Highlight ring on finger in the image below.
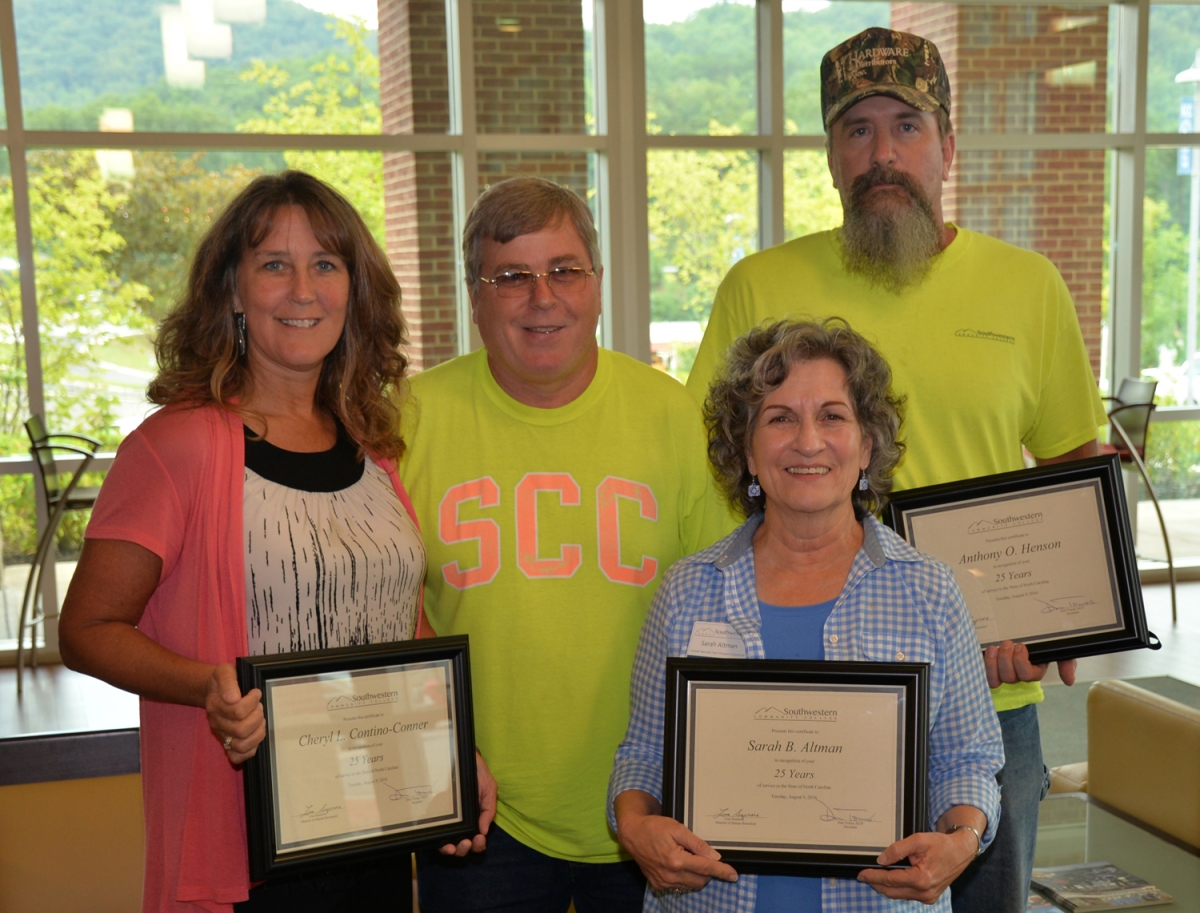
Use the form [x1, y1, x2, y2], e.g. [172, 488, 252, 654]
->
[223, 735, 233, 751]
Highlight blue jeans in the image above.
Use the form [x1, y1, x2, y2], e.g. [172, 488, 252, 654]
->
[951, 703, 1050, 913]
[416, 824, 646, 913]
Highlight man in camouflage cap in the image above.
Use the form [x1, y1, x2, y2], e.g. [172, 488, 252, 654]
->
[688, 26, 1105, 913]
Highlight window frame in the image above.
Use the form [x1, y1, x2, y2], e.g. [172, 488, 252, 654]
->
[0, 0, 617, 655]
[0, 0, 1194, 659]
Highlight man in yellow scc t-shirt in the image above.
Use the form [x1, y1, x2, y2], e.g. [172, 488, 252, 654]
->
[687, 29, 1106, 913]
[402, 177, 732, 912]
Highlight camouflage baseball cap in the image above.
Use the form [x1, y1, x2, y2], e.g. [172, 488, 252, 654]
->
[820, 28, 951, 129]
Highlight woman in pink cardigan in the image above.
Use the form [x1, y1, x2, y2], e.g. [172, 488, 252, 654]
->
[58, 172, 493, 913]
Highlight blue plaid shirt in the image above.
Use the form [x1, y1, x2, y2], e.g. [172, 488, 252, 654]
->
[608, 514, 1003, 913]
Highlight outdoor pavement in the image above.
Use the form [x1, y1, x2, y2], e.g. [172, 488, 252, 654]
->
[1135, 498, 1200, 566]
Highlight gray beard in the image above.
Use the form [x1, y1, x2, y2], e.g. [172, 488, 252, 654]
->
[839, 169, 942, 293]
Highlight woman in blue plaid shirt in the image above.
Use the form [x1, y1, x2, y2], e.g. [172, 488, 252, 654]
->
[608, 319, 1003, 912]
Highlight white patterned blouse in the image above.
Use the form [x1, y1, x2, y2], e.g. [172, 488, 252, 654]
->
[242, 424, 425, 655]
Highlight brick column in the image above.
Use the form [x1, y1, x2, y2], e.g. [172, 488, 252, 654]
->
[379, 1, 589, 370]
[380, 0, 457, 371]
[472, 2, 589, 197]
[892, 5, 1108, 377]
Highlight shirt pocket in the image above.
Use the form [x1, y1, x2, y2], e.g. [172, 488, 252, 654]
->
[860, 628, 937, 666]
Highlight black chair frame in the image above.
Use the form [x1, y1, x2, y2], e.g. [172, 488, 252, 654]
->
[1101, 395, 1177, 624]
[18, 420, 101, 695]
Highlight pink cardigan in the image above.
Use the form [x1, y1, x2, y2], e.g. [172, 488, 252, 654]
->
[87, 404, 423, 912]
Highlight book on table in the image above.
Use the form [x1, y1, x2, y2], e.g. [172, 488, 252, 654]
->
[1031, 862, 1173, 911]
[1027, 891, 1067, 912]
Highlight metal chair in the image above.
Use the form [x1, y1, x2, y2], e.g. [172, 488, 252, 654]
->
[17, 416, 101, 695]
[1099, 378, 1177, 622]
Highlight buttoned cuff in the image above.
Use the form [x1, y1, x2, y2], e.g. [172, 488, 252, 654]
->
[607, 758, 664, 831]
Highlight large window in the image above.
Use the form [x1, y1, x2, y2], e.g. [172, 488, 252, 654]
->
[645, 1, 1117, 383]
[0, 0, 609, 655]
[0, 0, 1196, 656]
[637, 0, 1196, 569]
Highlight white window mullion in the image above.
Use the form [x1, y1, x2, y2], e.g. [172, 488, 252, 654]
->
[0, 0, 60, 649]
[0, 0, 41, 423]
[1109, 0, 1149, 391]
[447, 0, 481, 355]
[757, 0, 785, 250]
[598, 0, 650, 362]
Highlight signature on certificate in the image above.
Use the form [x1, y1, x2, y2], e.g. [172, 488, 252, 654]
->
[812, 798, 876, 825]
[382, 780, 433, 803]
[1037, 595, 1096, 614]
[707, 807, 764, 825]
[295, 803, 345, 821]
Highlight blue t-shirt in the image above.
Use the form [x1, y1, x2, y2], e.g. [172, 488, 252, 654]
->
[755, 597, 837, 913]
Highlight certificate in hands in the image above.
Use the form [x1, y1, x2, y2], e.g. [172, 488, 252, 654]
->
[884, 455, 1158, 664]
[238, 636, 478, 880]
[663, 658, 929, 878]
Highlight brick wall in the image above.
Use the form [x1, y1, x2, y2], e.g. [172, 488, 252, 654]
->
[472, 2, 587, 135]
[380, 0, 457, 370]
[379, 1, 589, 370]
[892, 4, 1109, 377]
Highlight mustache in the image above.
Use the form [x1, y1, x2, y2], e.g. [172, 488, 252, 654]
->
[848, 168, 928, 208]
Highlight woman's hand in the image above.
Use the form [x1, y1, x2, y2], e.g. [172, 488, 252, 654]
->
[615, 790, 737, 893]
[856, 807, 984, 903]
[439, 750, 497, 856]
[205, 664, 266, 765]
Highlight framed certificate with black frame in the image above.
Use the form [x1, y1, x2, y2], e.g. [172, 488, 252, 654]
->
[883, 454, 1158, 665]
[237, 636, 478, 881]
[662, 658, 928, 878]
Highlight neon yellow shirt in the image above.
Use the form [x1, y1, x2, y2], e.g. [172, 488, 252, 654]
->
[688, 227, 1106, 712]
[400, 348, 734, 861]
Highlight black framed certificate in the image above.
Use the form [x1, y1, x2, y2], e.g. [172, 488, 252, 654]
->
[663, 658, 929, 878]
[237, 636, 478, 881]
[884, 454, 1158, 664]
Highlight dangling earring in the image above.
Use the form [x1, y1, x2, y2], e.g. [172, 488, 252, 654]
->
[748, 475, 762, 498]
[858, 469, 869, 492]
[234, 311, 247, 357]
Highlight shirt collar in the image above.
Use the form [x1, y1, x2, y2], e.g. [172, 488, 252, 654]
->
[713, 512, 908, 573]
[714, 512, 762, 569]
[862, 514, 887, 568]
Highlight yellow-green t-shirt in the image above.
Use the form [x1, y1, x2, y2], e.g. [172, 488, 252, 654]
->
[399, 348, 734, 861]
[687, 227, 1107, 712]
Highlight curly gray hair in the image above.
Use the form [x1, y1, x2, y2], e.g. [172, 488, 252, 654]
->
[704, 318, 905, 519]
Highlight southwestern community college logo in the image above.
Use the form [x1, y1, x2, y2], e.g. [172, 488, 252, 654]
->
[967, 511, 1045, 535]
[326, 690, 400, 711]
[955, 328, 1015, 345]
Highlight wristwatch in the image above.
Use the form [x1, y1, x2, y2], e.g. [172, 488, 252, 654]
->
[944, 823, 984, 857]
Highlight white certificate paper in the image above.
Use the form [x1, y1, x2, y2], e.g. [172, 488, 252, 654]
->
[684, 683, 904, 853]
[265, 660, 463, 854]
[902, 481, 1123, 647]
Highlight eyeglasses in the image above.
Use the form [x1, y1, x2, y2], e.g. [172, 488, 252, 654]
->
[479, 266, 595, 297]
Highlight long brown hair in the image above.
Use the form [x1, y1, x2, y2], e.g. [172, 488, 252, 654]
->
[149, 171, 410, 460]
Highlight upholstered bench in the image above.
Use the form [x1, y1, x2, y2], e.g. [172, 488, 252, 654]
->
[1046, 679, 1200, 852]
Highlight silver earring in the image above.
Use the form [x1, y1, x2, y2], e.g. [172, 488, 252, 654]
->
[748, 475, 762, 498]
[858, 470, 869, 492]
[235, 311, 247, 357]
